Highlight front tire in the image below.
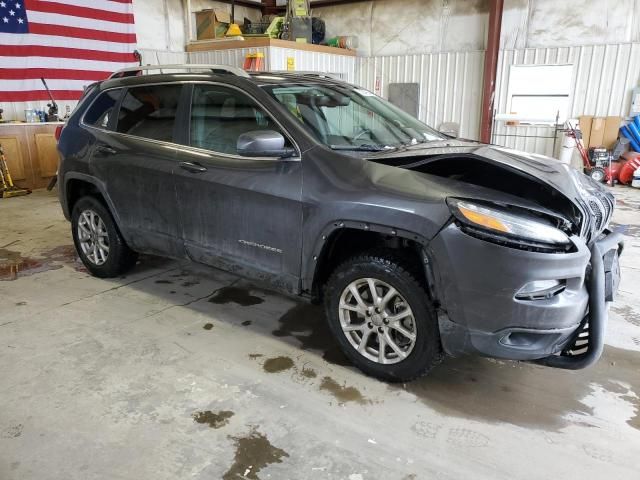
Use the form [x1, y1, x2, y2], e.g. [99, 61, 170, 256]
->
[71, 196, 138, 278]
[324, 250, 442, 382]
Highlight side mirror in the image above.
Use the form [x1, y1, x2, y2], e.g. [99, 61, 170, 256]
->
[237, 130, 296, 158]
[438, 122, 460, 138]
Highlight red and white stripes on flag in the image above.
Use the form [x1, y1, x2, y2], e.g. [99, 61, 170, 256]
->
[0, 0, 138, 102]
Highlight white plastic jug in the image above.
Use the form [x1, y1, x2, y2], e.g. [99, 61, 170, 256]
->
[632, 167, 640, 188]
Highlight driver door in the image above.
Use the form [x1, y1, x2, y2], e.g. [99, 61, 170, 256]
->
[173, 83, 304, 293]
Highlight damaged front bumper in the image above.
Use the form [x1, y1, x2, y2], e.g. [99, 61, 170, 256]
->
[534, 228, 623, 369]
[429, 224, 624, 369]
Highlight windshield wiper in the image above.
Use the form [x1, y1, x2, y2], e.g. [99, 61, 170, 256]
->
[330, 144, 396, 152]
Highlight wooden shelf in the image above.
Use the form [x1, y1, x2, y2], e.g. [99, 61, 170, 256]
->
[186, 37, 356, 57]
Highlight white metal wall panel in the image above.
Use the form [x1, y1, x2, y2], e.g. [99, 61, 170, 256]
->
[268, 47, 356, 83]
[493, 43, 640, 157]
[354, 51, 484, 140]
[187, 47, 269, 69]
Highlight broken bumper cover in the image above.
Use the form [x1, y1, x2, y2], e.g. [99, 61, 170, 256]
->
[429, 224, 624, 368]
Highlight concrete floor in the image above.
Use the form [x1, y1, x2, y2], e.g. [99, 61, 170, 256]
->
[1, 187, 639, 480]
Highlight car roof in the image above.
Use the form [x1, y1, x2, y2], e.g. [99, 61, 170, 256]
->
[98, 69, 349, 91]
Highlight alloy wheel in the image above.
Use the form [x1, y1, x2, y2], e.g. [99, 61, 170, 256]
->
[77, 209, 110, 266]
[338, 277, 417, 364]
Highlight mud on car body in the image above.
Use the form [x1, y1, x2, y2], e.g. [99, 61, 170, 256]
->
[57, 65, 623, 381]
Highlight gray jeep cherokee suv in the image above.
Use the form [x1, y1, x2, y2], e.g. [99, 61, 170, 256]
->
[57, 65, 623, 382]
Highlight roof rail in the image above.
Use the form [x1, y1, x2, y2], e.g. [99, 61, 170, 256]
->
[109, 64, 250, 79]
[270, 71, 342, 80]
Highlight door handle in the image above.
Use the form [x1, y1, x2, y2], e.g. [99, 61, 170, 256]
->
[95, 144, 117, 155]
[179, 161, 208, 173]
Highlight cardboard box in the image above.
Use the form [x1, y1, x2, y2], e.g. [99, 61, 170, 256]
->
[195, 9, 230, 40]
[589, 117, 605, 149]
[579, 115, 593, 149]
[603, 116, 622, 149]
[579, 115, 621, 150]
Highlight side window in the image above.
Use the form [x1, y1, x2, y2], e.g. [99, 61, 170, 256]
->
[116, 85, 181, 142]
[190, 85, 291, 155]
[84, 89, 121, 129]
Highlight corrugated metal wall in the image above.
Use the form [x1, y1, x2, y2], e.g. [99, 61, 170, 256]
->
[268, 47, 356, 83]
[355, 51, 485, 140]
[493, 43, 640, 156]
[187, 48, 356, 82]
[187, 47, 267, 68]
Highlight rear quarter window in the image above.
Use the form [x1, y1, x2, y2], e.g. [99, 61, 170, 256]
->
[83, 89, 122, 129]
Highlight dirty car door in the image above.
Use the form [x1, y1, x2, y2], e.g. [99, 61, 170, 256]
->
[174, 84, 303, 293]
[91, 84, 184, 257]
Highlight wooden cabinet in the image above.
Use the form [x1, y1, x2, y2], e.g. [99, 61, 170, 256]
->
[0, 123, 62, 190]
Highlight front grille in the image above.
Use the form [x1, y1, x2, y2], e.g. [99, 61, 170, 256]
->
[582, 191, 613, 243]
[589, 200, 603, 231]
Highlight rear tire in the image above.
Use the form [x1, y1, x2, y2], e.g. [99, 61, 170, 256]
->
[324, 249, 442, 382]
[71, 196, 138, 278]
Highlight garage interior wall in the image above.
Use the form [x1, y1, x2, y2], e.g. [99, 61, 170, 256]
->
[317, 0, 640, 155]
[6, 0, 640, 158]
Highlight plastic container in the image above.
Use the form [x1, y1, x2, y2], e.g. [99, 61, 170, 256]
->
[24, 109, 36, 123]
[632, 167, 640, 188]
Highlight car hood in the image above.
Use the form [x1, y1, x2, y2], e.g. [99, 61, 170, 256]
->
[367, 139, 615, 242]
[372, 139, 602, 204]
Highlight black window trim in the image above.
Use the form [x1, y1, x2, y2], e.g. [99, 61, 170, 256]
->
[79, 87, 125, 131]
[80, 80, 301, 161]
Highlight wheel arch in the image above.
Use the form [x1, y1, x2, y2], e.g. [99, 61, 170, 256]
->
[64, 173, 124, 233]
[305, 220, 437, 301]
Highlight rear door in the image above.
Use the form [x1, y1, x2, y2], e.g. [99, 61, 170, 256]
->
[88, 84, 184, 257]
[173, 83, 304, 293]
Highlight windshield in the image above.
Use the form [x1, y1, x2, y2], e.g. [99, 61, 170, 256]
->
[260, 82, 446, 151]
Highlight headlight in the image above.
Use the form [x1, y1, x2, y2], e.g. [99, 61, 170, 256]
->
[447, 198, 572, 250]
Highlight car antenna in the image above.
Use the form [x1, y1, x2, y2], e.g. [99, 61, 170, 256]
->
[40, 78, 59, 122]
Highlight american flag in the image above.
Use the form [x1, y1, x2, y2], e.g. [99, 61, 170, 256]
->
[0, 0, 138, 102]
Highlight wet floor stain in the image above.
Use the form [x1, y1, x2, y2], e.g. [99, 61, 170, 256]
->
[155, 279, 173, 284]
[242, 320, 252, 326]
[301, 366, 317, 378]
[398, 346, 640, 430]
[616, 198, 640, 210]
[263, 356, 294, 373]
[612, 304, 640, 327]
[182, 280, 200, 287]
[203, 323, 214, 331]
[273, 302, 351, 367]
[1, 424, 23, 439]
[193, 410, 234, 429]
[610, 222, 640, 238]
[222, 429, 289, 480]
[320, 376, 368, 404]
[208, 286, 264, 306]
[0, 245, 85, 281]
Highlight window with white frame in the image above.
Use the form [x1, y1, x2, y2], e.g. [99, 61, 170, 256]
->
[505, 64, 573, 124]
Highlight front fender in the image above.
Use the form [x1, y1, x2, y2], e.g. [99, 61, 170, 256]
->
[301, 219, 434, 292]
